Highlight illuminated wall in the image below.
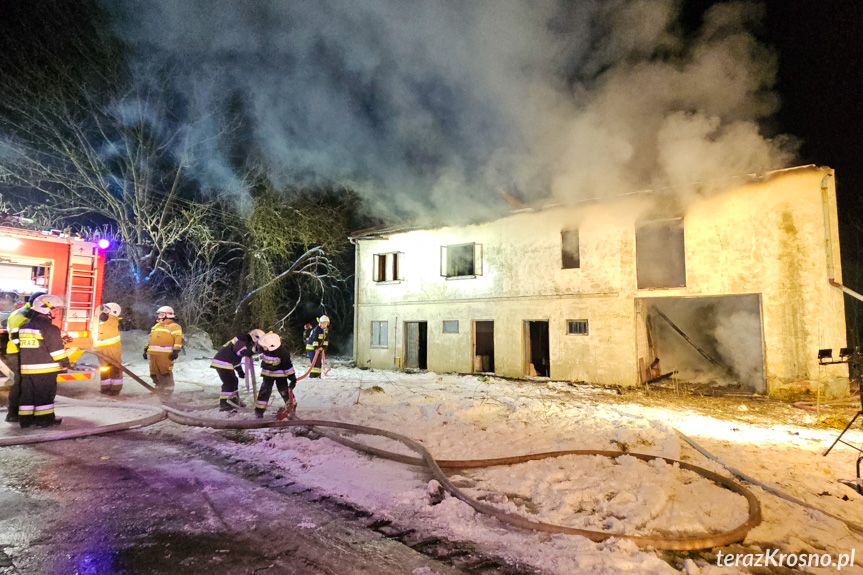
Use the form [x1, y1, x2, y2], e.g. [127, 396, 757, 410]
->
[352, 166, 847, 393]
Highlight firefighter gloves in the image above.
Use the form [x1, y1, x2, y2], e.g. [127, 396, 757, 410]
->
[169, 350, 180, 360]
[142, 351, 148, 360]
[235, 366, 245, 379]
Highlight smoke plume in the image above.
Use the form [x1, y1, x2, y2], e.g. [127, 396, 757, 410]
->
[101, 0, 796, 222]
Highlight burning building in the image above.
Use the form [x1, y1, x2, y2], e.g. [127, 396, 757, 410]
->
[350, 165, 848, 397]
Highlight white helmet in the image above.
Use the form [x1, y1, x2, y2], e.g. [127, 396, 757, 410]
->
[249, 329, 265, 343]
[156, 305, 175, 318]
[319, 315, 330, 325]
[102, 302, 121, 317]
[259, 333, 281, 351]
[32, 294, 64, 315]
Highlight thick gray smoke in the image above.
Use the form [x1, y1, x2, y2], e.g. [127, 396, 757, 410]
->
[102, 0, 795, 222]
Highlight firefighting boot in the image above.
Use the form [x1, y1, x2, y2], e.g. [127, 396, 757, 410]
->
[254, 408, 265, 419]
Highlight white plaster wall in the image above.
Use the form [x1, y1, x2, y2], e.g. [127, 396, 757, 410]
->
[353, 166, 847, 392]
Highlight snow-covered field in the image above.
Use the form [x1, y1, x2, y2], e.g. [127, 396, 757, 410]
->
[64, 332, 863, 574]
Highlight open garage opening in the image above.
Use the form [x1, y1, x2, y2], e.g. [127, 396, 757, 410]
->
[636, 295, 766, 393]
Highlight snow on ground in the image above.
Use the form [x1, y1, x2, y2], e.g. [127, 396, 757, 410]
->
[58, 331, 863, 574]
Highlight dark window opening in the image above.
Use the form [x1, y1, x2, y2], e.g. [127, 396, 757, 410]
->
[636, 219, 686, 289]
[561, 229, 580, 269]
[441, 243, 482, 278]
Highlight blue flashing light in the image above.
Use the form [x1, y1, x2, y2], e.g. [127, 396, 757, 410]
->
[97, 238, 111, 249]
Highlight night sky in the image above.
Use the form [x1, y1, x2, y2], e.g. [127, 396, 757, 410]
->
[760, 1, 863, 225]
[1, 0, 862, 224]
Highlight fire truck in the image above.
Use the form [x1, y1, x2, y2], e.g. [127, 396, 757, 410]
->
[0, 225, 108, 386]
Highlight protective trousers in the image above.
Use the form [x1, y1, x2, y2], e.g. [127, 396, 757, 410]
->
[100, 364, 123, 395]
[18, 371, 58, 428]
[255, 376, 292, 416]
[98, 346, 123, 395]
[4, 353, 21, 422]
[307, 349, 322, 378]
[217, 369, 241, 411]
[149, 353, 175, 398]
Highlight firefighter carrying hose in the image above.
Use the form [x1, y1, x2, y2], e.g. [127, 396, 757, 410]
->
[255, 333, 297, 418]
[210, 328, 264, 411]
[17, 294, 70, 428]
[305, 315, 330, 378]
[95, 302, 123, 396]
[143, 305, 183, 398]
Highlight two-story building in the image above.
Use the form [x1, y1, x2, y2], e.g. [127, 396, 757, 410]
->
[350, 165, 848, 396]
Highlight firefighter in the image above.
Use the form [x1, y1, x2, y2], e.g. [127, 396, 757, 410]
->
[211, 329, 265, 411]
[95, 302, 123, 395]
[255, 333, 296, 418]
[4, 292, 44, 423]
[143, 305, 183, 398]
[305, 315, 330, 378]
[17, 294, 69, 428]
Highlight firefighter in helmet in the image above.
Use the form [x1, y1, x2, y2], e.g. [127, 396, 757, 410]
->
[210, 328, 264, 411]
[4, 292, 45, 423]
[17, 294, 69, 428]
[143, 305, 183, 398]
[255, 333, 297, 418]
[95, 302, 123, 395]
[305, 315, 330, 378]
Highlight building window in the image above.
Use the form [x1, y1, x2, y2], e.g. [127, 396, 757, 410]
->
[373, 252, 403, 283]
[440, 243, 482, 278]
[567, 320, 589, 335]
[442, 320, 459, 333]
[636, 218, 686, 289]
[561, 229, 579, 269]
[371, 321, 388, 347]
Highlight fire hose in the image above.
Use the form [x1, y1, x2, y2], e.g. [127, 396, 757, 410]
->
[0, 350, 764, 551]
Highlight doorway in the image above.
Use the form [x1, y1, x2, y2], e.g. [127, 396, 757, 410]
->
[473, 321, 494, 373]
[636, 295, 766, 392]
[404, 321, 427, 370]
[524, 320, 550, 377]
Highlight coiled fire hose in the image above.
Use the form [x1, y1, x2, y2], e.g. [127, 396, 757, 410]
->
[0, 350, 763, 550]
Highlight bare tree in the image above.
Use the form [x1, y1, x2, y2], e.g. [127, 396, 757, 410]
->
[0, 81, 224, 285]
[235, 183, 356, 336]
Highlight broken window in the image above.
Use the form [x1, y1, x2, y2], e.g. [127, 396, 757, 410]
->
[442, 320, 459, 333]
[371, 321, 388, 347]
[567, 320, 589, 335]
[373, 252, 403, 282]
[440, 243, 482, 278]
[561, 229, 580, 269]
[636, 218, 686, 289]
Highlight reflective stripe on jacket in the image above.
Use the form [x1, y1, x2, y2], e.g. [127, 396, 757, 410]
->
[210, 334, 253, 370]
[306, 325, 328, 351]
[146, 319, 183, 354]
[260, 346, 296, 382]
[19, 314, 70, 374]
[96, 315, 122, 348]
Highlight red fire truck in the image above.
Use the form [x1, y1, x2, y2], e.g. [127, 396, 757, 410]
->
[0, 225, 108, 384]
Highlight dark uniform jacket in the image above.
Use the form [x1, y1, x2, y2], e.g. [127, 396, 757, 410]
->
[210, 334, 254, 370]
[18, 314, 70, 375]
[261, 345, 297, 383]
[306, 325, 328, 354]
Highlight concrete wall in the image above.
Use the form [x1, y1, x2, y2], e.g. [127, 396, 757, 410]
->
[353, 166, 847, 394]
